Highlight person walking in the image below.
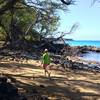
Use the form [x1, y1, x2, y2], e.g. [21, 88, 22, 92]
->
[42, 49, 51, 77]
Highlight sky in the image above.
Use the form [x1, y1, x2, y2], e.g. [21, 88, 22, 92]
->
[58, 0, 100, 40]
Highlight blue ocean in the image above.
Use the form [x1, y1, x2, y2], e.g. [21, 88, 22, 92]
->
[65, 40, 100, 62]
[66, 40, 100, 47]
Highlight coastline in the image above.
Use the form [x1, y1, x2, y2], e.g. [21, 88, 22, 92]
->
[0, 45, 100, 99]
[0, 41, 100, 74]
[51, 44, 100, 72]
[64, 45, 100, 62]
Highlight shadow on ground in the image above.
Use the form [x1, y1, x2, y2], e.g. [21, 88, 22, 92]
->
[0, 61, 100, 100]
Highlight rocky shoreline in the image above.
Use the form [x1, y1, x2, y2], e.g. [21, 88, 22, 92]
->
[66, 56, 100, 72]
[66, 45, 100, 56]
[0, 45, 100, 73]
[52, 45, 100, 72]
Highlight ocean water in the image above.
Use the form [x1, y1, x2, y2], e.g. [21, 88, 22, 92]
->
[65, 40, 100, 47]
[65, 40, 100, 62]
[80, 51, 100, 62]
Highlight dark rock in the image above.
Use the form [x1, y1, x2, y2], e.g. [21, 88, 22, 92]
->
[0, 76, 19, 100]
[0, 82, 18, 97]
[42, 96, 49, 100]
[32, 88, 38, 94]
[39, 85, 45, 88]
[0, 76, 7, 83]
[20, 97, 28, 100]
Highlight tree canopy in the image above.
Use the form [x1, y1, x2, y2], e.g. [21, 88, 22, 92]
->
[0, 0, 74, 48]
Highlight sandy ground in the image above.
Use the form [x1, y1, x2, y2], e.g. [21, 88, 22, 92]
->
[0, 59, 100, 100]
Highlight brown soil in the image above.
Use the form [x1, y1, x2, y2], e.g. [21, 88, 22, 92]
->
[0, 59, 100, 100]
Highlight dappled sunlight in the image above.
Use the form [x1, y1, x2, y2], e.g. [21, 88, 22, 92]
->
[0, 60, 100, 100]
[67, 80, 100, 94]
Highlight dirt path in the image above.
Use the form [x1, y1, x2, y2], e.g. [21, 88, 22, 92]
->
[0, 60, 100, 100]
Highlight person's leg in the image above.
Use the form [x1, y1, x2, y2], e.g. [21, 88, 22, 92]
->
[43, 64, 47, 76]
[44, 68, 47, 76]
[43, 64, 49, 76]
[46, 68, 50, 77]
[44, 68, 50, 76]
[43, 64, 50, 77]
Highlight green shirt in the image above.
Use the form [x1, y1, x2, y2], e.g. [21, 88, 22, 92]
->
[42, 53, 50, 64]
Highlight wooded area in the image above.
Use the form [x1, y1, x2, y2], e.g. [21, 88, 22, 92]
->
[0, 0, 75, 50]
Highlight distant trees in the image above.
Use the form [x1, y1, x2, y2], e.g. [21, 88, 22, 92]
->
[0, 0, 74, 49]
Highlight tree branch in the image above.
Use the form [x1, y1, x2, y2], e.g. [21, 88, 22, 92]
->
[60, 0, 75, 5]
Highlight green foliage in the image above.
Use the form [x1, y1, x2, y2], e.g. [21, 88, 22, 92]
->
[14, 7, 36, 33]
[25, 29, 40, 41]
[0, 0, 72, 44]
[1, 12, 11, 33]
[0, 27, 6, 40]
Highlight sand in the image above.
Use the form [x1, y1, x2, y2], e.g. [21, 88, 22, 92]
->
[0, 59, 100, 100]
